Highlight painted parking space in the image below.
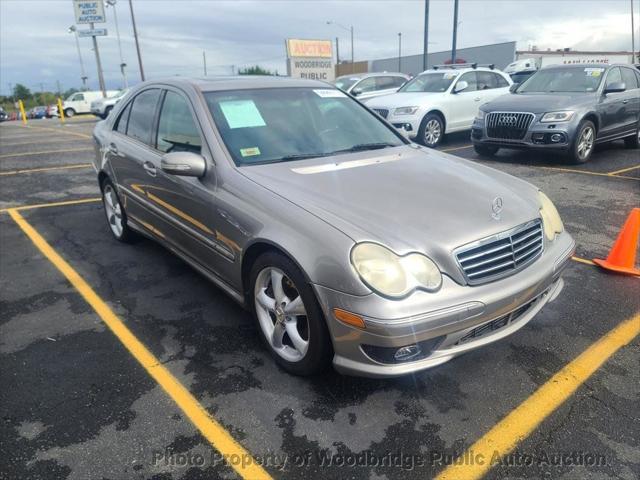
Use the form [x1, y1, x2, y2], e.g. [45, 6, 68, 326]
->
[1, 121, 638, 479]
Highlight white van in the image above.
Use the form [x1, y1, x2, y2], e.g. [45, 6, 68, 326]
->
[63, 90, 118, 117]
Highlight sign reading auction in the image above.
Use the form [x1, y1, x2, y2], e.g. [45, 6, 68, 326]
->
[286, 39, 334, 82]
[73, 0, 106, 24]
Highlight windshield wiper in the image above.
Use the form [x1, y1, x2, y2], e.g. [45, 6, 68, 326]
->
[277, 153, 325, 162]
[327, 142, 398, 155]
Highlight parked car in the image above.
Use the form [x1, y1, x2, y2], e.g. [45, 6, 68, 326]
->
[366, 64, 512, 147]
[91, 88, 130, 119]
[92, 76, 574, 377]
[29, 106, 47, 119]
[0, 107, 8, 122]
[63, 90, 118, 117]
[472, 64, 640, 163]
[46, 104, 59, 118]
[333, 72, 410, 102]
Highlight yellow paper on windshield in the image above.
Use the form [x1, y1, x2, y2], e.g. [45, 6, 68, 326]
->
[219, 100, 266, 129]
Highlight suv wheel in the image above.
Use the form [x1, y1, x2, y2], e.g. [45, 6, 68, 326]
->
[474, 144, 499, 157]
[101, 179, 137, 243]
[567, 120, 595, 164]
[64, 108, 75, 118]
[623, 122, 640, 149]
[249, 252, 332, 376]
[419, 113, 444, 148]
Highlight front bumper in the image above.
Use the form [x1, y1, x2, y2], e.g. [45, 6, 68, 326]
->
[314, 231, 575, 378]
[472, 116, 579, 151]
[370, 107, 423, 140]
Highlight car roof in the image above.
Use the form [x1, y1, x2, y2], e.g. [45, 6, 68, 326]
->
[418, 67, 503, 75]
[144, 75, 334, 92]
[336, 72, 408, 80]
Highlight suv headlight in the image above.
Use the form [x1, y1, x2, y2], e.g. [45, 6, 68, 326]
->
[476, 110, 486, 120]
[540, 111, 574, 123]
[394, 106, 419, 116]
[351, 243, 442, 298]
[539, 191, 564, 240]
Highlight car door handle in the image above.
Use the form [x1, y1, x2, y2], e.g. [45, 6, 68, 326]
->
[143, 161, 157, 177]
[622, 100, 628, 104]
[108, 143, 123, 156]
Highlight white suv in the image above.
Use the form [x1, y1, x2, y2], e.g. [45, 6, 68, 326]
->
[366, 65, 512, 147]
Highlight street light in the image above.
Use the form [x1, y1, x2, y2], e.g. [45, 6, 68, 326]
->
[327, 20, 354, 73]
[398, 33, 402, 72]
[68, 25, 88, 89]
[105, 0, 128, 88]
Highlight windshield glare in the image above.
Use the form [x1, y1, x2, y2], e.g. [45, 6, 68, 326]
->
[205, 88, 404, 165]
[399, 72, 458, 92]
[517, 67, 604, 93]
[333, 77, 360, 91]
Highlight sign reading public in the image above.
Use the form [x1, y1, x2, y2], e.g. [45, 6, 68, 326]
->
[286, 39, 335, 82]
[73, 0, 106, 24]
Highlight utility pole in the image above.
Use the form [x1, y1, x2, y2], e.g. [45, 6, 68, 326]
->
[423, 0, 430, 70]
[451, 0, 459, 64]
[203, 51, 207, 76]
[632, 0, 636, 62]
[398, 33, 402, 72]
[129, 0, 145, 81]
[335, 37, 340, 64]
[68, 25, 88, 90]
[90, 22, 107, 97]
[350, 25, 354, 73]
[107, 0, 128, 88]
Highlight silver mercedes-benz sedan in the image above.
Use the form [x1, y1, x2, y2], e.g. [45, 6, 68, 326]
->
[92, 76, 575, 378]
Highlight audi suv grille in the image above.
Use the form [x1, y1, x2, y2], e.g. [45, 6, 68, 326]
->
[372, 108, 389, 119]
[486, 112, 535, 140]
[454, 219, 543, 285]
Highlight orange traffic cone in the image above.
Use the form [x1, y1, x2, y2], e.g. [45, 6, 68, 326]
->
[593, 208, 640, 276]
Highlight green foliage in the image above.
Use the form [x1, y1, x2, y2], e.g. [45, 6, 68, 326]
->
[238, 65, 276, 76]
[13, 84, 32, 101]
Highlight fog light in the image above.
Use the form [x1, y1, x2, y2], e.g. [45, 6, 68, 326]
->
[394, 344, 422, 361]
[550, 133, 562, 143]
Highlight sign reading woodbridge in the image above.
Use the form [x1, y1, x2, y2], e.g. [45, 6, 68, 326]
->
[286, 39, 335, 81]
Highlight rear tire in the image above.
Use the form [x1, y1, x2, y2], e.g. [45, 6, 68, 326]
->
[623, 122, 640, 149]
[249, 251, 333, 376]
[418, 113, 445, 148]
[64, 108, 75, 118]
[100, 178, 137, 243]
[566, 120, 595, 164]
[474, 144, 499, 157]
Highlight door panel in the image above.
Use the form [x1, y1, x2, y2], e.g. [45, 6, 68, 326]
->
[620, 67, 640, 130]
[448, 72, 481, 130]
[598, 67, 626, 137]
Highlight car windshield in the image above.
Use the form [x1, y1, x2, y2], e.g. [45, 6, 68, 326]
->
[517, 67, 605, 93]
[333, 77, 360, 91]
[204, 87, 405, 166]
[110, 89, 129, 99]
[399, 72, 458, 92]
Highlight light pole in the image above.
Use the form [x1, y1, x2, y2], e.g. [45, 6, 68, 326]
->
[106, 0, 128, 88]
[129, 0, 145, 81]
[327, 21, 354, 73]
[68, 25, 88, 89]
[398, 33, 402, 72]
[451, 0, 459, 64]
[423, 0, 430, 70]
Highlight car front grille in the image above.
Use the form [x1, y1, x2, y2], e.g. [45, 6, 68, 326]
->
[486, 112, 535, 140]
[372, 108, 389, 119]
[454, 219, 543, 285]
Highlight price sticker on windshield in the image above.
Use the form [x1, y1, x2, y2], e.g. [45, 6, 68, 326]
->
[584, 68, 604, 77]
[313, 89, 347, 98]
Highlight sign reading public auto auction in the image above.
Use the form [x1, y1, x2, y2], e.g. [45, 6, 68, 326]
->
[73, 0, 106, 24]
[286, 39, 335, 82]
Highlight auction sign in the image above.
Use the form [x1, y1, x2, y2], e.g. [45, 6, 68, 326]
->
[73, 0, 106, 24]
[286, 39, 335, 82]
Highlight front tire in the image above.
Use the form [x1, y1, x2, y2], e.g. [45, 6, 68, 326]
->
[567, 120, 595, 164]
[64, 108, 75, 118]
[101, 179, 137, 243]
[419, 113, 445, 148]
[249, 252, 332, 376]
[474, 144, 499, 157]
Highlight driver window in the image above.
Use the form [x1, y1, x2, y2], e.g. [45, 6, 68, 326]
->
[354, 77, 377, 93]
[456, 72, 478, 92]
[74, 93, 85, 101]
[156, 91, 202, 154]
[604, 68, 622, 88]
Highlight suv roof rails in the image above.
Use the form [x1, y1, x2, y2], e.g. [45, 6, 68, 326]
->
[432, 63, 495, 70]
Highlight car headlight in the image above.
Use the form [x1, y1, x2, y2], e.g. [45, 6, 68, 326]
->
[394, 106, 419, 116]
[540, 111, 574, 123]
[538, 191, 564, 240]
[476, 110, 486, 120]
[351, 243, 442, 298]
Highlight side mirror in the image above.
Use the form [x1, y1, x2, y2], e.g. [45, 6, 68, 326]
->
[160, 151, 206, 177]
[453, 80, 468, 93]
[509, 83, 520, 93]
[603, 82, 626, 94]
[351, 88, 362, 96]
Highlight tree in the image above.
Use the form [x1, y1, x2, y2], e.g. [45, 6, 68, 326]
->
[13, 84, 32, 101]
[238, 65, 275, 76]
[63, 88, 79, 99]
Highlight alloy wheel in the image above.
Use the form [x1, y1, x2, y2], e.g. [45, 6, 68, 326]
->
[423, 119, 442, 146]
[254, 267, 309, 362]
[103, 184, 124, 238]
[577, 126, 594, 160]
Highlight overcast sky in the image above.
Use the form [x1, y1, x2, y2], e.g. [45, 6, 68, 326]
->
[1, 0, 638, 96]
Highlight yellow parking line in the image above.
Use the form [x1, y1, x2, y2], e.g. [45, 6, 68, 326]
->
[0, 197, 101, 214]
[7, 209, 273, 480]
[436, 312, 640, 480]
[442, 144, 473, 152]
[541, 166, 639, 181]
[0, 163, 92, 176]
[571, 256, 595, 266]
[0, 147, 92, 158]
[607, 164, 640, 176]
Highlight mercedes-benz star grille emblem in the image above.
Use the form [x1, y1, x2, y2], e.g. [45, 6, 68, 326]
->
[491, 196, 504, 220]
